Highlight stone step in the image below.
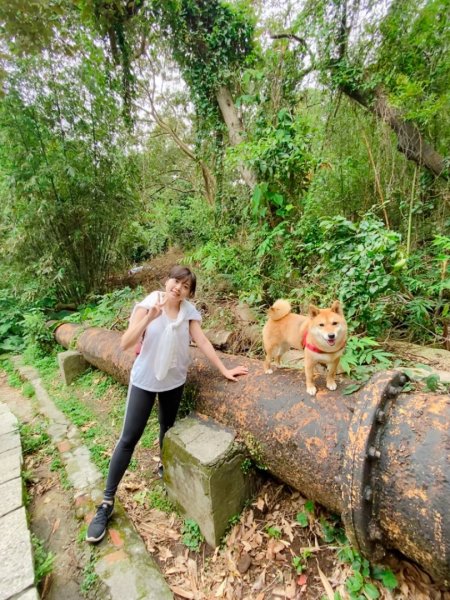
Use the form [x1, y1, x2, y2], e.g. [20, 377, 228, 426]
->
[0, 401, 38, 600]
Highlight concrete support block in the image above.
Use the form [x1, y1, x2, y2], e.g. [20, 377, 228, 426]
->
[162, 415, 259, 547]
[57, 350, 89, 385]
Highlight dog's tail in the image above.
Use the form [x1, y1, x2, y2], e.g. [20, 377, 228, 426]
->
[268, 299, 292, 321]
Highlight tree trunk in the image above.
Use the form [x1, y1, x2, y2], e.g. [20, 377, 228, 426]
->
[141, 97, 217, 205]
[215, 86, 257, 189]
[340, 84, 447, 179]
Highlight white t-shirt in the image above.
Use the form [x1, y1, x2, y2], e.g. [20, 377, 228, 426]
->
[130, 292, 202, 392]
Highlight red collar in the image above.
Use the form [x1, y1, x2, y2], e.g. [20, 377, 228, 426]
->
[301, 330, 346, 354]
[302, 330, 324, 354]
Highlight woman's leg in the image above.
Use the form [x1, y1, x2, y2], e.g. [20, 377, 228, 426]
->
[104, 385, 156, 499]
[157, 384, 185, 449]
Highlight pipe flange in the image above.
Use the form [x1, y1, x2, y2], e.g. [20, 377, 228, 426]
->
[341, 370, 409, 560]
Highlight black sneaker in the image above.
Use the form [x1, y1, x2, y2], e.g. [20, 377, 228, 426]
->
[86, 501, 114, 543]
[157, 463, 164, 479]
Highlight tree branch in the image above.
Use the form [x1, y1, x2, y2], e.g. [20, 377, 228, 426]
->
[341, 83, 448, 179]
[270, 31, 448, 179]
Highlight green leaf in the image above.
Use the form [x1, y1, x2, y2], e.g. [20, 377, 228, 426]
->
[296, 511, 309, 527]
[346, 571, 364, 593]
[424, 374, 440, 391]
[343, 383, 361, 395]
[362, 583, 380, 599]
[372, 567, 398, 590]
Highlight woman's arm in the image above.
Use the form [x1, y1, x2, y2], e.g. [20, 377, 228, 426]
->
[120, 297, 165, 350]
[189, 320, 249, 381]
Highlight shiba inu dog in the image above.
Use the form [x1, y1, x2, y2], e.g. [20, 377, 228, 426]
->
[263, 300, 347, 396]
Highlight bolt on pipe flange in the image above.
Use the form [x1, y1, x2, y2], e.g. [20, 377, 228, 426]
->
[341, 370, 409, 560]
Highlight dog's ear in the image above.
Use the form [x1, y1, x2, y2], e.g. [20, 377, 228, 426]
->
[309, 304, 320, 317]
[330, 300, 343, 315]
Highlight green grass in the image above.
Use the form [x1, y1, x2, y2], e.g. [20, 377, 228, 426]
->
[19, 421, 51, 455]
[31, 533, 55, 585]
[8, 370, 22, 388]
[133, 483, 177, 513]
[49, 452, 72, 489]
[77, 523, 88, 544]
[21, 381, 35, 398]
[77, 370, 118, 398]
[182, 518, 204, 552]
[147, 484, 176, 512]
[0, 356, 23, 387]
[140, 421, 159, 448]
[80, 551, 99, 595]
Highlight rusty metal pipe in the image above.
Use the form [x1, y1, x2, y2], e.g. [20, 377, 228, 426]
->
[55, 324, 450, 584]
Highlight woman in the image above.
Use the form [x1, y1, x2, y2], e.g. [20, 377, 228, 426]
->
[86, 265, 248, 542]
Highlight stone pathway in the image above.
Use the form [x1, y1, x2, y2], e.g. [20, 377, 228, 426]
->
[0, 401, 38, 600]
[2, 357, 173, 600]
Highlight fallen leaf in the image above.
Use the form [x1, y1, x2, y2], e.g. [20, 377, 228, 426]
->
[41, 573, 52, 598]
[123, 482, 141, 491]
[187, 558, 198, 591]
[165, 528, 181, 541]
[170, 585, 194, 599]
[251, 569, 266, 592]
[158, 546, 173, 561]
[175, 554, 188, 567]
[317, 561, 334, 600]
[215, 577, 228, 597]
[272, 540, 287, 554]
[255, 497, 265, 511]
[285, 578, 297, 599]
[282, 519, 294, 542]
[50, 518, 60, 536]
[80, 421, 96, 431]
[237, 552, 252, 574]
[245, 510, 254, 527]
[164, 566, 187, 575]
[227, 524, 238, 546]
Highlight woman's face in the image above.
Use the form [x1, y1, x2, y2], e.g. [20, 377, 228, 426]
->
[165, 277, 191, 302]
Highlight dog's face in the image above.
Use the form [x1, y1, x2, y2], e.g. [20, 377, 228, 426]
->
[308, 301, 347, 348]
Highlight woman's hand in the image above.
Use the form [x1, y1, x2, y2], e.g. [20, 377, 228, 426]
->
[147, 292, 167, 322]
[120, 292, 167, 351]
[222, 365, 249, 381]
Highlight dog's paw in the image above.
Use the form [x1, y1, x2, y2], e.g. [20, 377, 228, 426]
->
[326, 381, 337, 391]
[307, 385, 317, 396]
[265, 368, 273, 374]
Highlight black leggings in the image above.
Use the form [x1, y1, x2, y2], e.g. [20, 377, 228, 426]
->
[104, 384, 184, 500]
